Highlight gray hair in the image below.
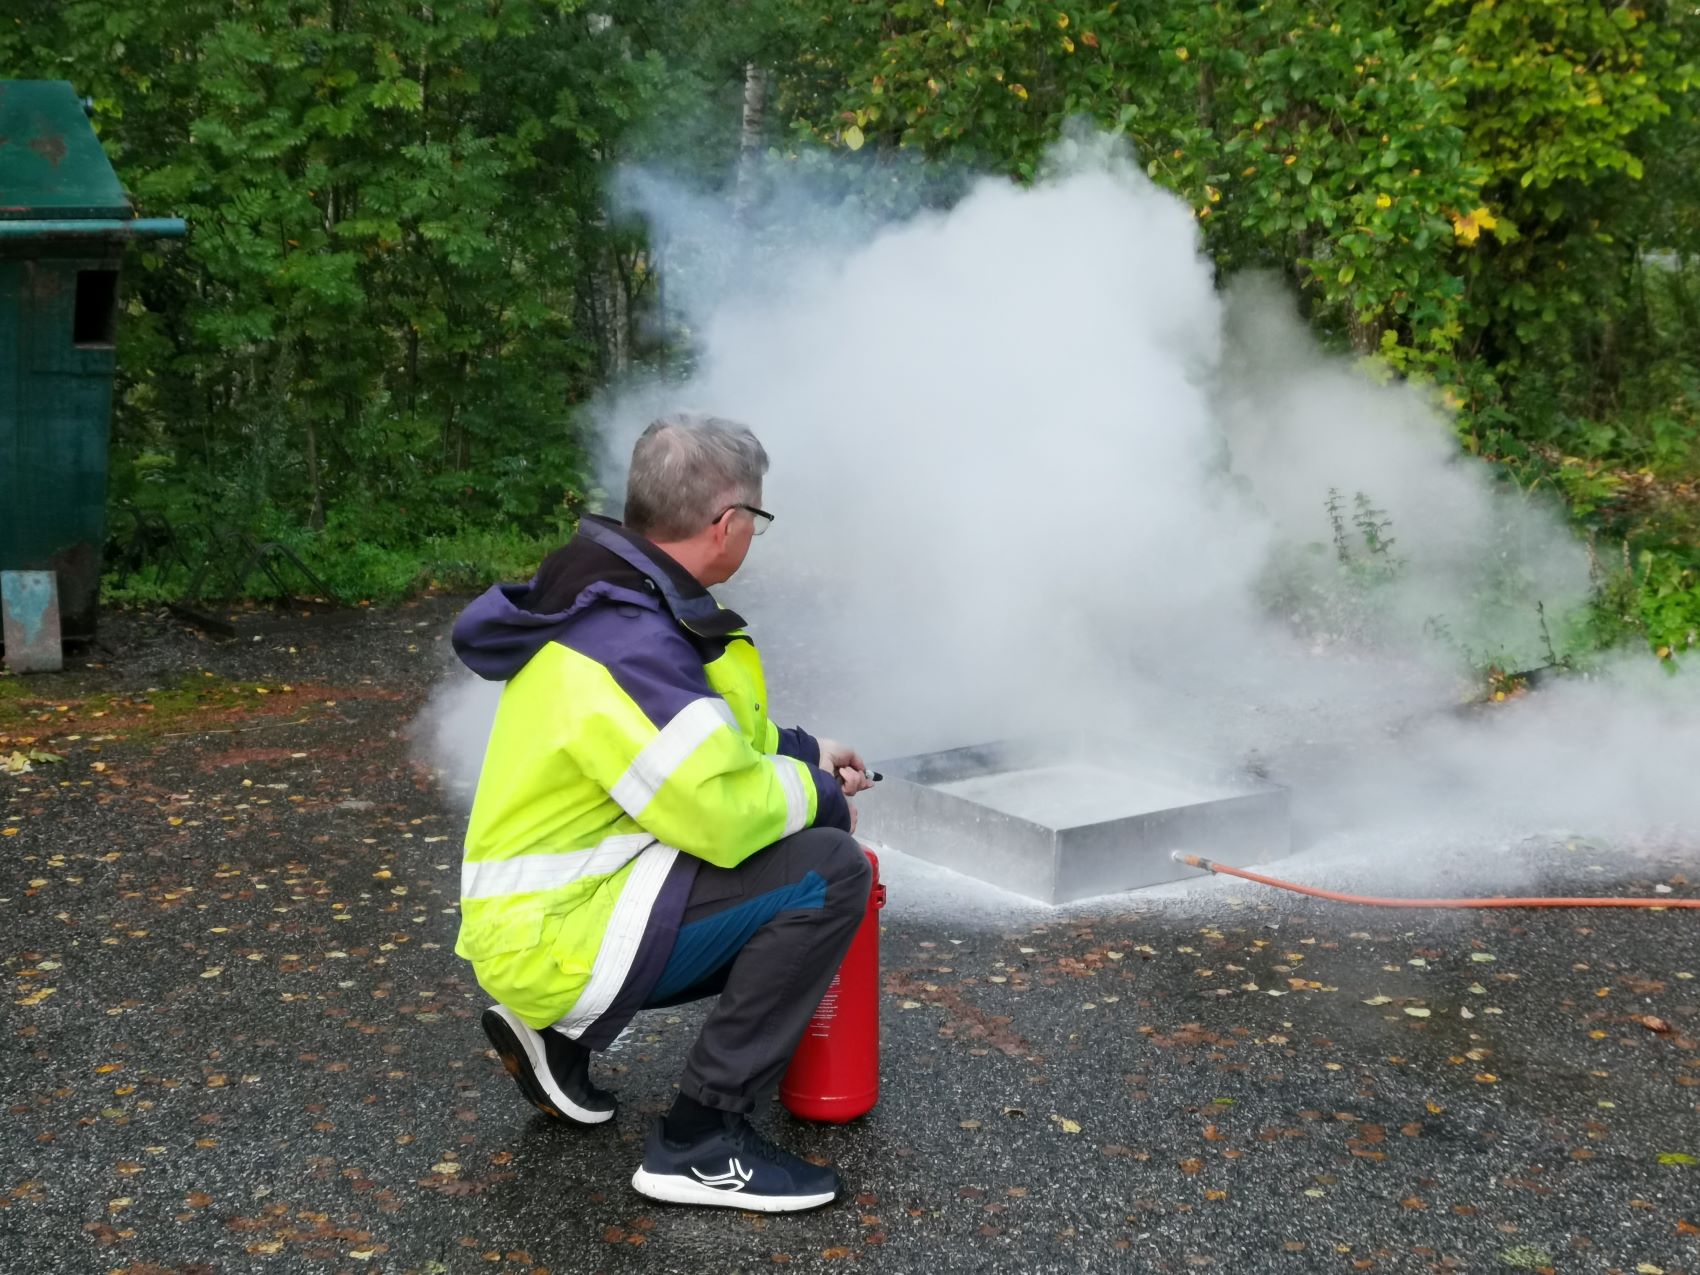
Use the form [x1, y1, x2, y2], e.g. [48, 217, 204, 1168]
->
[623, 412, 769, 541]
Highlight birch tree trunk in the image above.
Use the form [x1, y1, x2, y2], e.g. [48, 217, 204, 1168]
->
[732, 62, 767, 225]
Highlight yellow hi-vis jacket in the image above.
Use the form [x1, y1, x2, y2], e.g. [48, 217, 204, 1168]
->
[450, 516, 850, 1041]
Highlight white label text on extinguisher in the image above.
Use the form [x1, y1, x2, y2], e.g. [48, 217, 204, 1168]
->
[806, 973, 841, 1037]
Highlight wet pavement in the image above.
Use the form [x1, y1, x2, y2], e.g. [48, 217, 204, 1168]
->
[2, 603, 1697, 1274]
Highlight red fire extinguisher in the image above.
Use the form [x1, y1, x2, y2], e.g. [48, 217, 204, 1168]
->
[780, 846, 886, 1122]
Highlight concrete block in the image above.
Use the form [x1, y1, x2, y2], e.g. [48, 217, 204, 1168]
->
[858, 734, 1289, 904]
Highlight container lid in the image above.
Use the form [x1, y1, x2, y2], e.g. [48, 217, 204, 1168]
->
[0, 81, 133, 220]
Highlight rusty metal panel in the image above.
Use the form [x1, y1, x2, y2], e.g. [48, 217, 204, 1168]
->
[0, 81, 131, 221]
[1, 570, 63, 673]
[9, 257, 117, 637]
[0, 260, 15, 578]
[0, 255, 118, 639]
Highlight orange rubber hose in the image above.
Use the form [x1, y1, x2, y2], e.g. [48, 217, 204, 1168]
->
[1172, 853, 1700, 910]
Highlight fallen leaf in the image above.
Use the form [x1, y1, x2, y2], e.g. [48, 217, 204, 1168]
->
[1496, 1248, 1552, 1271]
[1050, 1115, 1081, 1134]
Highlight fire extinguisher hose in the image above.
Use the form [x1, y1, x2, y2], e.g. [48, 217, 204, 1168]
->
[1170, 852, 1700, 911]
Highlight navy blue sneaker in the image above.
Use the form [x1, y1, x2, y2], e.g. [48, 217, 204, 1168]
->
[631, 1114, 840, 1211]
[481, 1005, 616, 1125]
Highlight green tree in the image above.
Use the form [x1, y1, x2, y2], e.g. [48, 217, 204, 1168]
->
[3, 0, 679, 593]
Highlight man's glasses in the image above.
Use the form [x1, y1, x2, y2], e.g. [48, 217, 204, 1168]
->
[716, 503, 774, 536]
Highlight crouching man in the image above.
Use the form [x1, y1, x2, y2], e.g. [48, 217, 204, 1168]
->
[450, 412, 873, 1212]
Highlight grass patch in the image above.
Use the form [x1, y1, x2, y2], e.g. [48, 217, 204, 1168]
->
[0, 672, 306, 744]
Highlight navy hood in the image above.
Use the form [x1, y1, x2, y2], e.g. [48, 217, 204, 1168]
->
[451, 516, 747, 682]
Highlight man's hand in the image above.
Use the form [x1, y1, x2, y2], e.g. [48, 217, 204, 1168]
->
[817, 737, 875, 796]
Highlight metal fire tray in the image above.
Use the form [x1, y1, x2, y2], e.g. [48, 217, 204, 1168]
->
[858, 735, 1289, 904]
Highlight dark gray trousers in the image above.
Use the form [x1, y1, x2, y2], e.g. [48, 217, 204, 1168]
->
[643, 826, 871, 1113]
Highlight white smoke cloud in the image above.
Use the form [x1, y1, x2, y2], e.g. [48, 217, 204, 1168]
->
[411, 661, 500, 811]
[417, 129, 1698, 885]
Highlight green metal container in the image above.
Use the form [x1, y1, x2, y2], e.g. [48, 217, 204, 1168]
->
[0, 80, 184, 640]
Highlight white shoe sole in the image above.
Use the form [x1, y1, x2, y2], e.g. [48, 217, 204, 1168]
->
[631, 1167, 837, 1212]
[485, 1005, 614, 1125]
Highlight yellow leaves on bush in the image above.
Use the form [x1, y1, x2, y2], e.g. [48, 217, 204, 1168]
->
[1009, 83, 1029, 100]
[1376, 193, 1393, 209]
[1451, 206, 1499, 245]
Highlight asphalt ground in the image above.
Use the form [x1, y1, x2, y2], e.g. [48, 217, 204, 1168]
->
[2, 602, 1696, 1275]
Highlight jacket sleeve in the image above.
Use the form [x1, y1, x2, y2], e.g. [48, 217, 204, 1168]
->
[570, 622, 850, 867]
[766, 721, 823, 767]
